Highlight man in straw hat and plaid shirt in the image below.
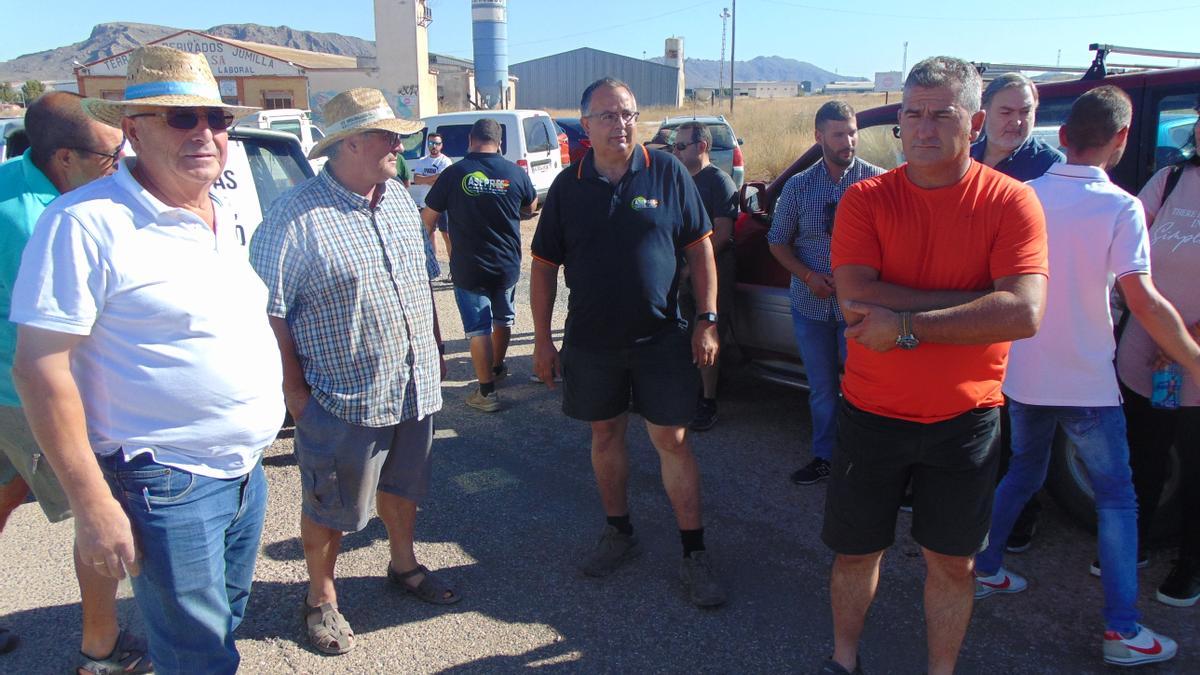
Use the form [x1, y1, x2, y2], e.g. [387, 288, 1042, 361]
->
[10, 45, 285, 673]
[250, 87, 455, 657]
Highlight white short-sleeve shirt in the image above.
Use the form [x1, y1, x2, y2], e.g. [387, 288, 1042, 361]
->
[10, 159, 285, 478]
[1004, 163, 1151, 407]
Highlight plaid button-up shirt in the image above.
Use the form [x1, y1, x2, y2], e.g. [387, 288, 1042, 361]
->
[767, 157, 884, 322]
[250, 169, 442, 427]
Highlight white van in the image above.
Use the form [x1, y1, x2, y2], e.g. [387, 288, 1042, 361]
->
[234, 109, 327, 173]
[418, 110, 563, 200]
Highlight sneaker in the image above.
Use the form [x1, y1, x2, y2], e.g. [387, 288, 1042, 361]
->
[1089, 551, 1149, 578]
[690, 399, 718, 432]
[1103, 624, 1177, 667]
[465, 389, 501, 412]
[819, 658, 864, 674]
[790, 458, 831, 485]
[898, 491, 914, 513]
[580, 526, 641, 577]
[679, 550, 727, 608]
[974, 567, 1028, 599]
[528, 372, 563, 383]
[1156, 558, 1200, 607]
[1005, 522, 1037, 553]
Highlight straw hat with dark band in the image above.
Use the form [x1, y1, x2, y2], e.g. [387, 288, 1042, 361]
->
[82, 45, 259, 128]
[308, 88, 425, 160]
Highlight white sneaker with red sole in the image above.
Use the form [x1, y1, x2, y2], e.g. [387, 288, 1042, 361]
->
[1103, 624, 1177, 667]
[974, 567, 1028, 599]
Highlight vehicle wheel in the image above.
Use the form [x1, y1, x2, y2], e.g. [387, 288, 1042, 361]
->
[1045, 427, 1182, 542]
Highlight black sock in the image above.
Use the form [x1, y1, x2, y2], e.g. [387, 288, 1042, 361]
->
[492, 361, 505, 375]
[479, 381, 495, 396]
[702, 396, 717, 405]
[681, 528, 705, 556]
[606, 514, 633, 535]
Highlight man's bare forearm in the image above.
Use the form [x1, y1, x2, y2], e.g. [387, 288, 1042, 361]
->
[684, 237, 718, 315]
[1121, 274, 1200, 372]
[842, 278, 986, 313]
[530, 260, 559, 345]
[910, 274, 1045, 344]
[768, 243, 814, 281]
[267, 316, 308, 398]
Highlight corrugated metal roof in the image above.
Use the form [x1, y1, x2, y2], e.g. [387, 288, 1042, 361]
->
[217, 37, 358, 70]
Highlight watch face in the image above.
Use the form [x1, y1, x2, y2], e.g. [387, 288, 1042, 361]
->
[896, 335, 919, 350]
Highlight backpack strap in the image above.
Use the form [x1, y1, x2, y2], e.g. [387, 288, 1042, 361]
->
[1160, 163, 1184, 214]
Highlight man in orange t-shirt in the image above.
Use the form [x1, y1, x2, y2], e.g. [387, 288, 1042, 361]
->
[818, 56, 1048, 675]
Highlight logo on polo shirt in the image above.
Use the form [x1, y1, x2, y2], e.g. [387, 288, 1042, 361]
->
[462, 171, 511, 197]
[631, 196, 660, 210]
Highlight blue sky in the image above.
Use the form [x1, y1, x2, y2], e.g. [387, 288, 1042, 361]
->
[4, 0, 1199, 78]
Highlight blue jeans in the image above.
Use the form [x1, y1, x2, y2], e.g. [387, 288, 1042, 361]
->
[101, 452, 268, 674]
[976, 400, 1139, 632]
[791, 310, 846, 461]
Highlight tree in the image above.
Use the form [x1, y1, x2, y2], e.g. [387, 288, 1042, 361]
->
[0, 83, 18, 105]
[21, 79, 45, 104]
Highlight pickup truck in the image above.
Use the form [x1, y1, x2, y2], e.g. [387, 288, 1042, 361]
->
[732, 59, 1200, 537]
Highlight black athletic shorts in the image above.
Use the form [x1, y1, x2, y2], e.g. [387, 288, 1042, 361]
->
[560, 326, 699, 427]
[821, 401, 1001, 557]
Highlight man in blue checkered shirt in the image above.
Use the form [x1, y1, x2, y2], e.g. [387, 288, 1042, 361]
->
[250, 88, 456, 657]
[767, 101, 884, 486]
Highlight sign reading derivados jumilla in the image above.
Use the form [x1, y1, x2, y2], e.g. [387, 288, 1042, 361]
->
[95, 32, 301, 77]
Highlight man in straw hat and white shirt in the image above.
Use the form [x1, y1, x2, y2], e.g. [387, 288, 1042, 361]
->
[10, 45, 285, 673]
[250, 87, 454, 657]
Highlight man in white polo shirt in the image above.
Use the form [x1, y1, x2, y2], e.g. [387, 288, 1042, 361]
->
[9, 46, 283, 672]
[973, 86, 1200, 667]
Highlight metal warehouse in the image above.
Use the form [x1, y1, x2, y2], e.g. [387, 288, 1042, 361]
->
[510, 46, 683, 110]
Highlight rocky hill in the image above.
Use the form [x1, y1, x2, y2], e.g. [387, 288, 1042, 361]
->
[652, 55, 865, 89]
[0, 22, 376, 81]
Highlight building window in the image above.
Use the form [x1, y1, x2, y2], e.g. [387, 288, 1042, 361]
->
[101, 90, 123, 101]
[263, 91, 294, 110]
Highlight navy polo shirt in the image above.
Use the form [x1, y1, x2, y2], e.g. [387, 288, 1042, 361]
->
[532, 145, 712, 349]
[970, 135, 1065, 182]
[425, 151, 536, 290]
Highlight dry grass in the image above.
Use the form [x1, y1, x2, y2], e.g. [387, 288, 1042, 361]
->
[547, 92, 898, 182]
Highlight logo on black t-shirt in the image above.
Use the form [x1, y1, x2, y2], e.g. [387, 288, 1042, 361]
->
[462, 171, 512, 197]
[631, 196, 660, 210]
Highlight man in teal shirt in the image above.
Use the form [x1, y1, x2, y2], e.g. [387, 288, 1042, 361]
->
[0, 92, 147, 673]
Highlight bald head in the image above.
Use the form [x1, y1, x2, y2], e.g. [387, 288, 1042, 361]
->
[25, 91, 124, 192]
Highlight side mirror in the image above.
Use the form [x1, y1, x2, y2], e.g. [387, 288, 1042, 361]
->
[740, 181, 766, 217]
[737, 138, 744, 145]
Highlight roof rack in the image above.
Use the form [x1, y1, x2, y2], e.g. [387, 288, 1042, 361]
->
[1085, 44, 1200, 80]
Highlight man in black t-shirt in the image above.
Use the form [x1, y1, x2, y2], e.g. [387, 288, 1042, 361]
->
[530, 78, 727, 608]
[424, 118, 536, 412]
[671, 121, 738, 431]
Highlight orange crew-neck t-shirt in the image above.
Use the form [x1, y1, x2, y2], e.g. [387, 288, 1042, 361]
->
[831, 161, 1048, 423]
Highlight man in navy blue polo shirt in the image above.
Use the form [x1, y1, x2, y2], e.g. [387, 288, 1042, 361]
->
[970, 72, 1064, 182]
[424, 118, 536, 412]
[530, 77, 726, 608]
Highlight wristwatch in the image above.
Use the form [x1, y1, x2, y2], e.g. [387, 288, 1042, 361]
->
[896, 311, 919, 350]
[695, 312, 718, 325]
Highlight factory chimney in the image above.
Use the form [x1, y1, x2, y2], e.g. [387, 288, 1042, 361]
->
[472, 0, 509, 109]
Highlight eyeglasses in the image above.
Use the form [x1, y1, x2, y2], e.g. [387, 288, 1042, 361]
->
[428, 140, 443, 145]
[67, 138, 125, 166]
[586, 110, 640, 126]
[672, 141, 698, 152]
[363, 130, 403, 148]
[129, 110, 235, 131]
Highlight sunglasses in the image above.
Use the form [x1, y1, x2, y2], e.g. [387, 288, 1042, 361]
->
[129, 110, 235, 131]
[428, 140, 443, 145]
[67, 138, 125, 166]
[824, 202, 838, 235]
[365, 130, 403, 147]
[672, 141, 698, 152]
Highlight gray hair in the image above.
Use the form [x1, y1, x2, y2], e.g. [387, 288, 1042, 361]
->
[981, 72, 1039, 108]
[904, 56, 983, 113]
[580, 77, 633, 117]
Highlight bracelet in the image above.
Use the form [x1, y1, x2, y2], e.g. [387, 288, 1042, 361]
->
[803, 270, 814, 284]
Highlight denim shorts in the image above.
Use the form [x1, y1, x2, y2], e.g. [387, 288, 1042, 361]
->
[294, 397, 434, 532]
[453, 284, 517, 337]
[822, 402, 1001, 556]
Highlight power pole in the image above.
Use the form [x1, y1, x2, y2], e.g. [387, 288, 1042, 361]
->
[718, 7, 730, 98]
[902, 41, 909, 78]
[729, 0, 736, 115]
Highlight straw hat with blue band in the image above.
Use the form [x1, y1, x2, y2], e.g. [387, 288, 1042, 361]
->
[307, 88, 424, 160]
[82, 45, 259, 128]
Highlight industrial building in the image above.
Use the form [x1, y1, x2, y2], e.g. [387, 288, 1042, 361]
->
[732, 81, 799, 98]
[511, 40, 684, 111]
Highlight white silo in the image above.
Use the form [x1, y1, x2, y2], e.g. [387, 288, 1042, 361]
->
[664, 37, 685, 107]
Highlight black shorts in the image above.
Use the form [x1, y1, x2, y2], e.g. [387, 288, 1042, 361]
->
[821, 401, 1001, 557]
[560, 326, 700, 426]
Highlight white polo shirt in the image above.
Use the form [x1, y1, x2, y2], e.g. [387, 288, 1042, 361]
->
[10, 158, 284, 478]
[1003, 163, 1150, 407]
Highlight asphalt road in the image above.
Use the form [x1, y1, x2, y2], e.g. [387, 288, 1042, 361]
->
[2, 230, 1198, 674]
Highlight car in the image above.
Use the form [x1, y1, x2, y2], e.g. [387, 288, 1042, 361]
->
[417, 110, 565, 201]
[554, 117, 591, 165]
[233, 108, 328, 173]
[648, 115, 746, 188]
[732, 59, 1200, 537]
[554, 121, 571, 168]
[1, 117, 26, 162]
